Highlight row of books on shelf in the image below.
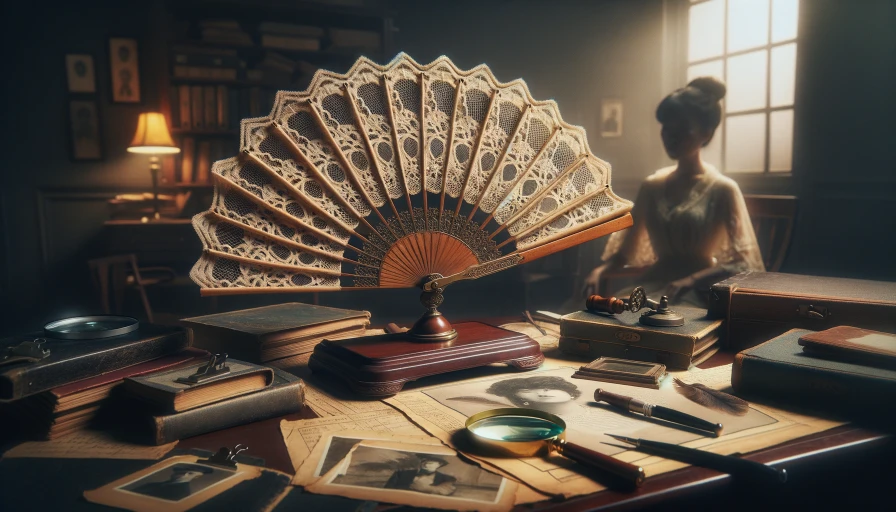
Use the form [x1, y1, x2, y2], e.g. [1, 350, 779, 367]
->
[170, 84, 281, 132]
[188, 19, 381, 54]
[175, 137, 238, 185]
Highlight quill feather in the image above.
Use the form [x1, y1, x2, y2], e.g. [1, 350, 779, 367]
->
[672, 378, 750, 416]
[446, 396, 510, 407]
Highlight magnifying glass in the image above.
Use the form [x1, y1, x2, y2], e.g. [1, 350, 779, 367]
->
[465, 408, 645, 488]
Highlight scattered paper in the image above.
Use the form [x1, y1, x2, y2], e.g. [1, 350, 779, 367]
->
[306, 438, 518, 512]
[303, 385, 397, 417]
[3, 430, 177, 460]
[498, 322, 560, 349]
[279, 410, 430, 473]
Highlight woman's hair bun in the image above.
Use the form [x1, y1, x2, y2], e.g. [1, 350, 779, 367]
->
[687, 76, 727, 101]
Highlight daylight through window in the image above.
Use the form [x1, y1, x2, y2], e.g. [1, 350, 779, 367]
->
[687, 0, 798, 173]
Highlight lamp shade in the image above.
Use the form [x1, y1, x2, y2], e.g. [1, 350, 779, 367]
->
[127, 112, 180, 154]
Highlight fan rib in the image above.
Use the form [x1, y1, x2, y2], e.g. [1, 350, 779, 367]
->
[480, 127, 561, 228]
[243, 151, 362, 239]
[306, 103, 400, 240]
[418, 74, 429, 224]
[488, 153, 588, 241]
[201, 286, 342, 297]
[467, 103, 531, 221]
[271, 124, 391, 251]
[343, 83, 409, 236]
[439, 78, 465, 222]
[512, 186, 612, 242]
[454, 90, 498, 216]
[204, 211, 366, 265]
[382, 76, 416, 224]
[212, 173, 348, 248]
[204, 250, 343, 277]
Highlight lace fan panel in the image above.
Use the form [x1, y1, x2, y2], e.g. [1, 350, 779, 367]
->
[422, 63, 460, 194]
[516, 189, 630, 250]
[444, 70, 497, 198]
[191, 253, 340, 290]
[386, 61, 423, 196]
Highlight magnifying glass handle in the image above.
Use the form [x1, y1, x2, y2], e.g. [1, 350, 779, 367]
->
[553, 439, 645, 487]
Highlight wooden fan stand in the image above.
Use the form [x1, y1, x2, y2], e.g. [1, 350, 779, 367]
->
[308, 280, 544, 397]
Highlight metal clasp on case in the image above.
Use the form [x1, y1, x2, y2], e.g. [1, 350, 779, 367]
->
[797, 305, 831, 320]
[175, 353, 231, 385]
[0, 338, 50, 367]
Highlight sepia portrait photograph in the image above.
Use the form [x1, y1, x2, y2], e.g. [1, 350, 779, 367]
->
[600, 98, 623, 137]
[307, 440, 516, 512]
[108, 37, 141, 103]
[423, 367, 778, 454]
[68, 100, 103, 160]
[65, 54, 96, 93]
[83, 455, 260, 512]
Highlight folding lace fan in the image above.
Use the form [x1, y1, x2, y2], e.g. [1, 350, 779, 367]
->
[190, 54, 633, 393]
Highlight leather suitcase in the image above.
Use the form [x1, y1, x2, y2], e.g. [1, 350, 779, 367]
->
[708, 271, 896, 350]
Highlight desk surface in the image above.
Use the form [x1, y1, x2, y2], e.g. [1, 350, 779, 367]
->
[3, 319, 893, 511]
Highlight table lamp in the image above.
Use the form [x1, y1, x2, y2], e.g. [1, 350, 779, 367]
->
[127, 112, 180, 220]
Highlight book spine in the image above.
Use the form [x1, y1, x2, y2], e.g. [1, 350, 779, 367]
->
[180, 137, 195, 183]
[152, 381, 304, 445]
[732, 352, 896, 413]
[190, 85, 204, 129]
[178, 84, 191, 128]
[169, 85, 180, 129]
[216, 85, 228, 129]
[203, 85, 217, 129]
[560, 319, 697, 355]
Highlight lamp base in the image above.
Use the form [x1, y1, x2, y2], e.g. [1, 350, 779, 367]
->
[308, 321, 545, 396]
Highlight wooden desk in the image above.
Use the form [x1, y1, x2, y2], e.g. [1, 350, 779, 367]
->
[174, 335, 893, 511]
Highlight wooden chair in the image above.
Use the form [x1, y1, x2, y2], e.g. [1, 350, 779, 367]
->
[597, 194, 798, 295]
[87, 254, 177, 323]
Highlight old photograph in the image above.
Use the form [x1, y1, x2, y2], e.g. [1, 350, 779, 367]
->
[307, 440, 516, 512]
[108, 37, 141, 103]
[600, 98, 623, 137]
[69, 100, 102, 160]
[423, 367, 778, 454]
[65, 54, 96, 93]
[83, 455, 259, 512]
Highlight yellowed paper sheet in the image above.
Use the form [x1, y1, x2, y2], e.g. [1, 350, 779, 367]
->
[83, 455, 262, 512]
[4, 430, 177, 460]
[279, 410, 430, 473]
[498, 322, 560, 349]
[386, 364, 844, 498]
[306, 439, 518, 512]
[303, 385, 397, 417]
[293, 429, 441, 486]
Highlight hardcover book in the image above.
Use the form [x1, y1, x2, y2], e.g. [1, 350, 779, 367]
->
[732, 328, 896, 418]
[798, 326, 896, 369]
[123, 358, 274, 413]
[558, 306, 722, 369]
[0, 324, 189, 401]
[181, 303, 371, 363]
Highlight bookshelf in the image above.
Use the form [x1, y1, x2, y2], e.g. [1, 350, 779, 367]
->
[158, 0, 392, 190]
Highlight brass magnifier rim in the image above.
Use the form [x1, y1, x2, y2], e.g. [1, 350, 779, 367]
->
[465, 408, 568, 457]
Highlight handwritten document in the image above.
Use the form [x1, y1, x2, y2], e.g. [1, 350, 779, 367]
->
[3, 430, 177, 460]
[279, 410, 430, 473]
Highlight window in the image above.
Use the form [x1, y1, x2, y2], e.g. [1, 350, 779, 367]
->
[687, 0, 799, 173]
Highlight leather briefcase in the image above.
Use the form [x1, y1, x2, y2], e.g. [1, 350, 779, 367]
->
[708, 271, 896, 350]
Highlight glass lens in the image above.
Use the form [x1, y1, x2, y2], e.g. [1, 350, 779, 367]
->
[468, 415, 564, 442]
[48, 317, 135, 334]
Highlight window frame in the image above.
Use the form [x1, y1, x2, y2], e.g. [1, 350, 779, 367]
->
[680, 0, 799, 183]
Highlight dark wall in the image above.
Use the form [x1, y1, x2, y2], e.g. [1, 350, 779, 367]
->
[786, 0, 896, 280]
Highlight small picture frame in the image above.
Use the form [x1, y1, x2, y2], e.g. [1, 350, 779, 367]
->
[65, 54, 96, 93]
[69, 100, 104, 161]
[108, 37, 141, 103]
[572, 357, 666, 388]
[600, 98, 623, 138]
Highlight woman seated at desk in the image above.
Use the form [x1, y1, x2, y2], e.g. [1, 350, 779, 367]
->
[583, 77, 764, 306]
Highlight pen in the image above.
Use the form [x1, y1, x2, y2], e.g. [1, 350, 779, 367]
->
[606, 434, 787, 484]
[594, 389, 724, 437]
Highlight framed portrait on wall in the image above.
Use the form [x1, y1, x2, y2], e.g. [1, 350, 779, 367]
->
[600, 98, 623, 138]
[69, 100, 103, 160]
[108, 37, 141, 103]
[65, 54, 96, 93]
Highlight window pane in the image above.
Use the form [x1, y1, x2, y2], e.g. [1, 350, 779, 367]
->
[688, 59, 724, 83]
[772, 0, 799, 42]
[726, 50, 768, 112]
[770, 43, 796, 107]
[703, 122, 723, 170]
[689, 0, 724, 62]
[725, 113, 766, 172]
[769, 109, 793, 172]
[728, 0, 770, 53]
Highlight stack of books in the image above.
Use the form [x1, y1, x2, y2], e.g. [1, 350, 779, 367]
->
[558, 306, 723, 370]
[259, 21, 324, 52]
[181, 302, 371, 365]
[199, 19, 253, 47]
[10, 350, 207, 439]
[115, 355, 306, 445]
